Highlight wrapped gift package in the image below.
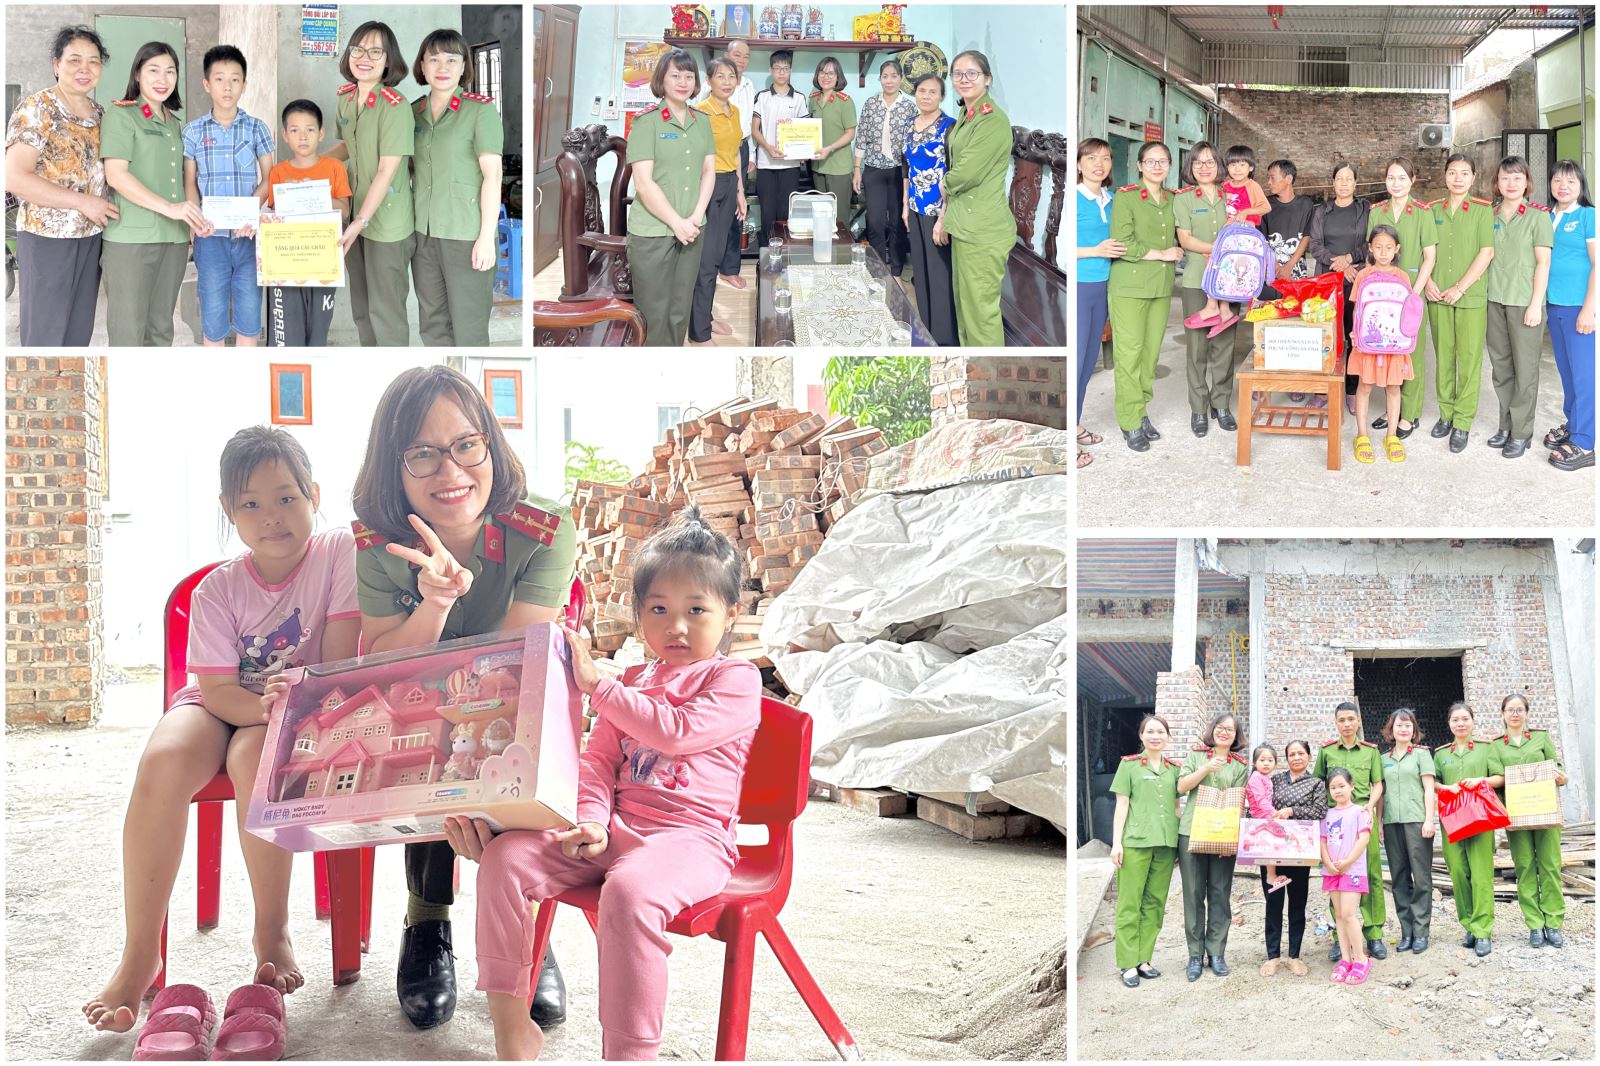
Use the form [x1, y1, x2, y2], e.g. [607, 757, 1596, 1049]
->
[1237, 817, 1321, 867]
[1504, 759, 1563, 831]
[1438, 778, 1511, 843]
[1186, 785, 1244, 855]
[1251, 317, 1340, 373]
[245, 623, 582, 851]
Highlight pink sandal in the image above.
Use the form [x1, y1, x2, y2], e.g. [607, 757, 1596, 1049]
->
[1184, 309, 1222, 329]
[208, 984, 285, 1061]
[133, 985, 217, 1061]
[1329, 960, 1352, 983]
[1345, 961, 1370, 985]
[1205, 312, 1240, 338]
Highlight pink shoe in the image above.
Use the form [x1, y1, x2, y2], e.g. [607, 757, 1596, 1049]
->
[134, 985, 217, 1061]
[1184, 309, 1222, 329]
[1330, 960, 1352, 983]
[1206, 312, 1240, 338]
[1345, 961, 1370, 985]
[208, 984, 285, 1061]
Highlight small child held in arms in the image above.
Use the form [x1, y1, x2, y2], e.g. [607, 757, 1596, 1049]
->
[1183, 143, 1271, 332]
[84, 427, 358, 1032]
[1322, 767, 1373, 985]
[443, 506, 761, 1060]
[1248, 744, 1290, 894]
[1350, 224, 1415, 465]
[263, 99, 352, 347]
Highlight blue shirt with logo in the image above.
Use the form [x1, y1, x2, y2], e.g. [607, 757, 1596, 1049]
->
[1548, 203, 1595, 307]
[1077, 185, 1113, 283]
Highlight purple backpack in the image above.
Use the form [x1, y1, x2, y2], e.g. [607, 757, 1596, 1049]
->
[1201, 222, 1274, 302]
[1353, 273, 1425, 355]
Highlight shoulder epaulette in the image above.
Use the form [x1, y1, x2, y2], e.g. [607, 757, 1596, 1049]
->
[1434, 741, 1453, 751]
[1177, 185, 1195, 194]
[1120, 753, 1143, 761]
[1414, 198, 1433, 210]
[380, 87, 405, 106]
[1493, 734, 1510, 743]
[1321, 737, 1341, 747]
[497, 501, 562, 547]
[1191, 744, 1210, 752]
[1117, 183, 1138, 192]
[351, 519, 388, 551]
[336, 83, 357, 96]
[809, 90, 822, 98]
[1164, 756, 1183, 768]
[1470, 197, 1492, 206]
[1359, 740, 1378, 749]
[836, 90, 849, 99]
[113, 98, 138, 107]
[460, 91, 492, 104]
[1531, 202, 1549, 212]
[1228, 752, 1248, 763]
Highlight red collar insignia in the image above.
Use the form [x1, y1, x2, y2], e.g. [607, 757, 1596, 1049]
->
[448, 95, 461, 112]
[483, 521, 505, 564]
[364, 92, 377, 109]
[141, 102, 154, 119]
[661, 106, 672, 121]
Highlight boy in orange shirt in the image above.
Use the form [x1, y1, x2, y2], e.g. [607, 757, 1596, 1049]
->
[263, 99, 352, 346]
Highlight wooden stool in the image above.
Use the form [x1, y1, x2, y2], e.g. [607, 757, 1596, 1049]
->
[1236, 367, 1346, 470]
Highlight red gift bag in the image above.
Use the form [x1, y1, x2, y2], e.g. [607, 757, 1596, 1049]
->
[1438, 779, 1511, 843]
[1274, 272, 1348, 358]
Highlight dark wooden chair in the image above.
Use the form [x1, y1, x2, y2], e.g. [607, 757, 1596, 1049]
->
[556, 124, 635, 302]
[533, 298, 647, 346]
[1002, 128, 1068, 347]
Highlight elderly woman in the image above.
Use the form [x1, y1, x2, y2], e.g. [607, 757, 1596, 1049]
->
[853, 59, 915, 276]
[3, 26, 119, 345]
[1176, 712, 1248, 980]
[1308, 162, 1370, 412]
[1261, 739, 1326, 976]
[901, 73, 957, 347]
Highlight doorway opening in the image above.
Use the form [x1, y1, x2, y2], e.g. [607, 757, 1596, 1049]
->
[1352, 653, 1465, 747]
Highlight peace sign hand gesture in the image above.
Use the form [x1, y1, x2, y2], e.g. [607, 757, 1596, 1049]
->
[385, 514, 474, 612]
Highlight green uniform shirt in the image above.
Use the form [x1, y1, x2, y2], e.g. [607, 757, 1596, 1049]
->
[354, 495, 577, 640]
[1429, 197, 1495, 307]
[808, 90, 856, 177]
[1173, 185, 1225, 290]
[99, 99, 187, 245]
[1433, 739, 1504, 787]
[336, 83, 416, 243]
[1368, 197, 1437, 282]
[1109, 184, 1178, 298]
[412, 92, 504, 241]
[626, 104, 714, 239]
[1493, 730, 1563, 804]
[941, 94, 1012, 243]
[1110, 752, 1181, 848]
[1312, 738, 1385, 803]
[1381, 745, 1437, 824]
[1176, 746, 1248, 835]
[1487, 201, 1555, 307]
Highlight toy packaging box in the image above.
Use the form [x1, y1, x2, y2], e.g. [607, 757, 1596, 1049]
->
[1237, 817, 1321, 867]
[245, 623, 582, 851]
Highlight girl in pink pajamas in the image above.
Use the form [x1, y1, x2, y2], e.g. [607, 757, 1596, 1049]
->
[443, 507, 760, 1060]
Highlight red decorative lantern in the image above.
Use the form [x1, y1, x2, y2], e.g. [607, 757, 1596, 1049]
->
[1268, 5, 1284, 30]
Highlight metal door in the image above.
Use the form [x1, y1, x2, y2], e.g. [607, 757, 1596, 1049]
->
[1502, 129, 1555, 205]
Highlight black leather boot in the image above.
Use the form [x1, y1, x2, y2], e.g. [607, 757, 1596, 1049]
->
[397, 920, 457, 1030]
[529, 946, 568, 1027]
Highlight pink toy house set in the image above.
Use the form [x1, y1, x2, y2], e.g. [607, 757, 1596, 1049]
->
[245, 624, 583, 851]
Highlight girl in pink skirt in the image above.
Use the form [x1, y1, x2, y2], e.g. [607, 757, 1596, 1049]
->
[1321, 768, 1373, 984]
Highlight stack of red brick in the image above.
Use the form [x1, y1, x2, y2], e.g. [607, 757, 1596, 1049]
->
[571, 396, 887, 664]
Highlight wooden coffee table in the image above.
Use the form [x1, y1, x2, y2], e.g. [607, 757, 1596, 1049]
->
[1235, 367, 1346, 471]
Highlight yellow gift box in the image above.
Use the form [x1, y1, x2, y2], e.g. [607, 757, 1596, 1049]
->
[1191, 805, 1241, 844]
[1506, 778, 1559, 818]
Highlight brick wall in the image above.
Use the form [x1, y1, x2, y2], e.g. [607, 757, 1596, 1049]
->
[5, 358, 105, 727]
[930, 357, 1066, 429]
[1217, 88, 1452, 201]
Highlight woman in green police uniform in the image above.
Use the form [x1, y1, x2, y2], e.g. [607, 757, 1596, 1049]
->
[1109, 141, 1183, 451]
[1379, 709, 1437, 954]
[409, 29, 503, 347]
[99, 41, 212, 347]
[1425, 154, 1496, 452]
[1175, 712, 1248, 981]
[1174, 142, 1240, 437]
[1312, 701, 1387, 960]
[1366, 157, 1437, 439]
[352, 364, 577, 1033]
[327, 21, 415, 348]
[1110, 714, 1181, 989]
[1495, 694, 1568, 948]
[626, 49, 715, 348]
[1483, 156, 1554, 458]
[1434, 700, 1505, 957]
[937, 50, 1013, 347]
[807, 57, 856, 206]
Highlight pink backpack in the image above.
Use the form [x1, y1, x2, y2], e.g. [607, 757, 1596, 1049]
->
[1201, 222, 1274, 302]
[1353, 273, 1425, 355]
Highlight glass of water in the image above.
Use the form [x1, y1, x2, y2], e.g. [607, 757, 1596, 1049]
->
[769, 238, 786, 274]
[851, 244, 866, 269]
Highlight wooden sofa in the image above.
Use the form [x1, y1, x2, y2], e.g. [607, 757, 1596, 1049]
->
[1002, 128, 1068, 348]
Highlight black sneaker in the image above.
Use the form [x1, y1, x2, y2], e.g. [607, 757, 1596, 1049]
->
[1430, 418, 1452, 438]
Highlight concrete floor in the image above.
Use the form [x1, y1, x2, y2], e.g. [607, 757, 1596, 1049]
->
[4, 675, 1066, 1061]
[1077, 294, 1595, 528]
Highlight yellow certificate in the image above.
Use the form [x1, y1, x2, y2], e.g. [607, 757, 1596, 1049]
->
[1506, 778, 1559, 818]
[256, 211, 345, 288]
[1190, 806, 1240, 844]
[777, 117, 823, 161]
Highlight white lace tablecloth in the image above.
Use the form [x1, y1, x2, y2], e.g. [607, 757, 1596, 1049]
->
[784, 264, 913, 347]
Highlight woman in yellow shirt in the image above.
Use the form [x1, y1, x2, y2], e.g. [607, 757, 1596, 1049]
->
[689, 57, 747, 345]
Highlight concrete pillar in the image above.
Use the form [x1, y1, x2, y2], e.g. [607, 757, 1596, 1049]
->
[1247, 546, 1266, 750]
[220, 6, 279, 144]
[1547, 538, 1595, 822]
[736, 356, 795, 406]
[1172, 538, 1197, 672]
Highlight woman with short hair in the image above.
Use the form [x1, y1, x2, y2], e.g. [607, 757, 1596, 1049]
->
[1175, 712, 1248, 981]
[807, 56, 856, 206]
[1379, 708, 1437, 955]
[853, 59, 914, 276]
[902, 73, 957, 347]
[1307, 161, 1369, 413]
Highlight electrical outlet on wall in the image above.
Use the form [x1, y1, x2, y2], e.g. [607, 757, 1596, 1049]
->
[604, 97, 619, 120]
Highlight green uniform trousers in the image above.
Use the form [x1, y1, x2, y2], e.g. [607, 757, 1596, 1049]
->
[1428, 302, 1488, 430]
[952, 234, 1009, 347]
[1176, 836, 1236, 959]
[102, 241, 187, 347]
[1398, 304, 1431, 424]
[1330, 825, 1387, 943]
[1383, 822, 1435, 939]
[347, 233, 416, 347]
[629, 232, 702, 347]
[812, 171, 853, 209]
[1180, 288, 1237, 414]
[1109, 294, 1170, 430]
[1486, 301, 1546, 440]
[412, 235, 494, 347]
[1507, 827, 1565, 930]
[1114, 844, 1175, 970]
[1441, 830, 1496, 938]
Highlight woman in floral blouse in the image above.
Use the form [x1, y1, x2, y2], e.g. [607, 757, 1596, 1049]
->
[3, 25, 119, 345]
[1262, 739, 1328, 977]
[900, 72, 957, 346]
[853, 59, 916, 277]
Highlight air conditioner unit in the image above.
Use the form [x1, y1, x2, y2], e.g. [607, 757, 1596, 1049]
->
[1418, 123, 1454, 150]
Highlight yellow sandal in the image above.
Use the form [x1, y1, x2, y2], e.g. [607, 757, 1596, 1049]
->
[1353, 435, 1375, 464]
[1384, 434, 1406, 462]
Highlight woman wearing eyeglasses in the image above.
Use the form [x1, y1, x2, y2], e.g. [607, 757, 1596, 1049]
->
[1108, 141, 1183, 450]
[325, 21, 415, 346]
[938, 49, 1012, 346]
[353, 365, 577, 1034]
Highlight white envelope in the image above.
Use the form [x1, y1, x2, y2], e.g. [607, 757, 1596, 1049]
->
[201, 195, 262, 230]
[272, 179, 334, 216]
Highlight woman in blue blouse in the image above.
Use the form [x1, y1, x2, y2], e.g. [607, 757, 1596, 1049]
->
[1544, 159, 1595, 471]
[1076, 137, 1123, 468]
[854, 60, 916, 276]
[900, 72, 957, 347]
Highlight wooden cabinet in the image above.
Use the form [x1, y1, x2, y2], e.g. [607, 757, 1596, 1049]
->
[532, 5, 579, 276]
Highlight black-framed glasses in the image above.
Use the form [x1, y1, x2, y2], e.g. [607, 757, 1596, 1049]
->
[402, 433, 489, 478]
[347, 46, 388, 60]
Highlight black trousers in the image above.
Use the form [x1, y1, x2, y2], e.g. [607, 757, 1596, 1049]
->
[1262, 864, 1311, 959]
[715, 143, 749, 276]
[906, 211, 958, 346]
[16, 231, 101, 346]
[755, 166, 802, 245]
[862, 164, 909, 274]
[407, 840, 456, 905]
[1341, 276, 1359, 397]
[690, 171, 739, 341]
[266, 286, 336, 346]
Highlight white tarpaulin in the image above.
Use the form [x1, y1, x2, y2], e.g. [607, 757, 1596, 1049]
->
[760, 426, 1068, 823]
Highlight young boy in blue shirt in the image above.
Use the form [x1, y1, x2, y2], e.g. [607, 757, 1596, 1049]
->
[183, 45, 274, 346]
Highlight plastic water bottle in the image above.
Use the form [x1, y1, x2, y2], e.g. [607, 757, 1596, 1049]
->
[813, 199, 834, 264]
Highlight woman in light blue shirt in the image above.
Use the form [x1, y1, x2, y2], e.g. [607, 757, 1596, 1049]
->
[1076, 137, 1123, 468]
[1544, 159, 1595, 471]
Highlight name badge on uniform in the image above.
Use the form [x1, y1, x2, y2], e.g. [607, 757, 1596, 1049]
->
[661, 132, 680, 140]
[1194, 207, 1208, 213]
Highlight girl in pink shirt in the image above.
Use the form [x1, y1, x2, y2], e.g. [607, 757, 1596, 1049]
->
[1247, 745, 1290, 894]
[85, 428, 360, 1033]
[1322, 768, 1374, 984]
[445, 507, 761, 1060]
[1185, 144, 1272, 333]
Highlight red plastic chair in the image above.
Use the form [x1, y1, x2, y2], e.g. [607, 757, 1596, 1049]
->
[526, 697, 859, 1060]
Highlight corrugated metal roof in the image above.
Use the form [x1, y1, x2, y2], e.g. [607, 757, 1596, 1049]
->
[1079, 642, 1172, 704]
[1166, 6, 1590, 48]
[1077, 538, 1248, 597]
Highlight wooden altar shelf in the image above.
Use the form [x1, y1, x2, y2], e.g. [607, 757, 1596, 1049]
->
[662, 35, 915, 86]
